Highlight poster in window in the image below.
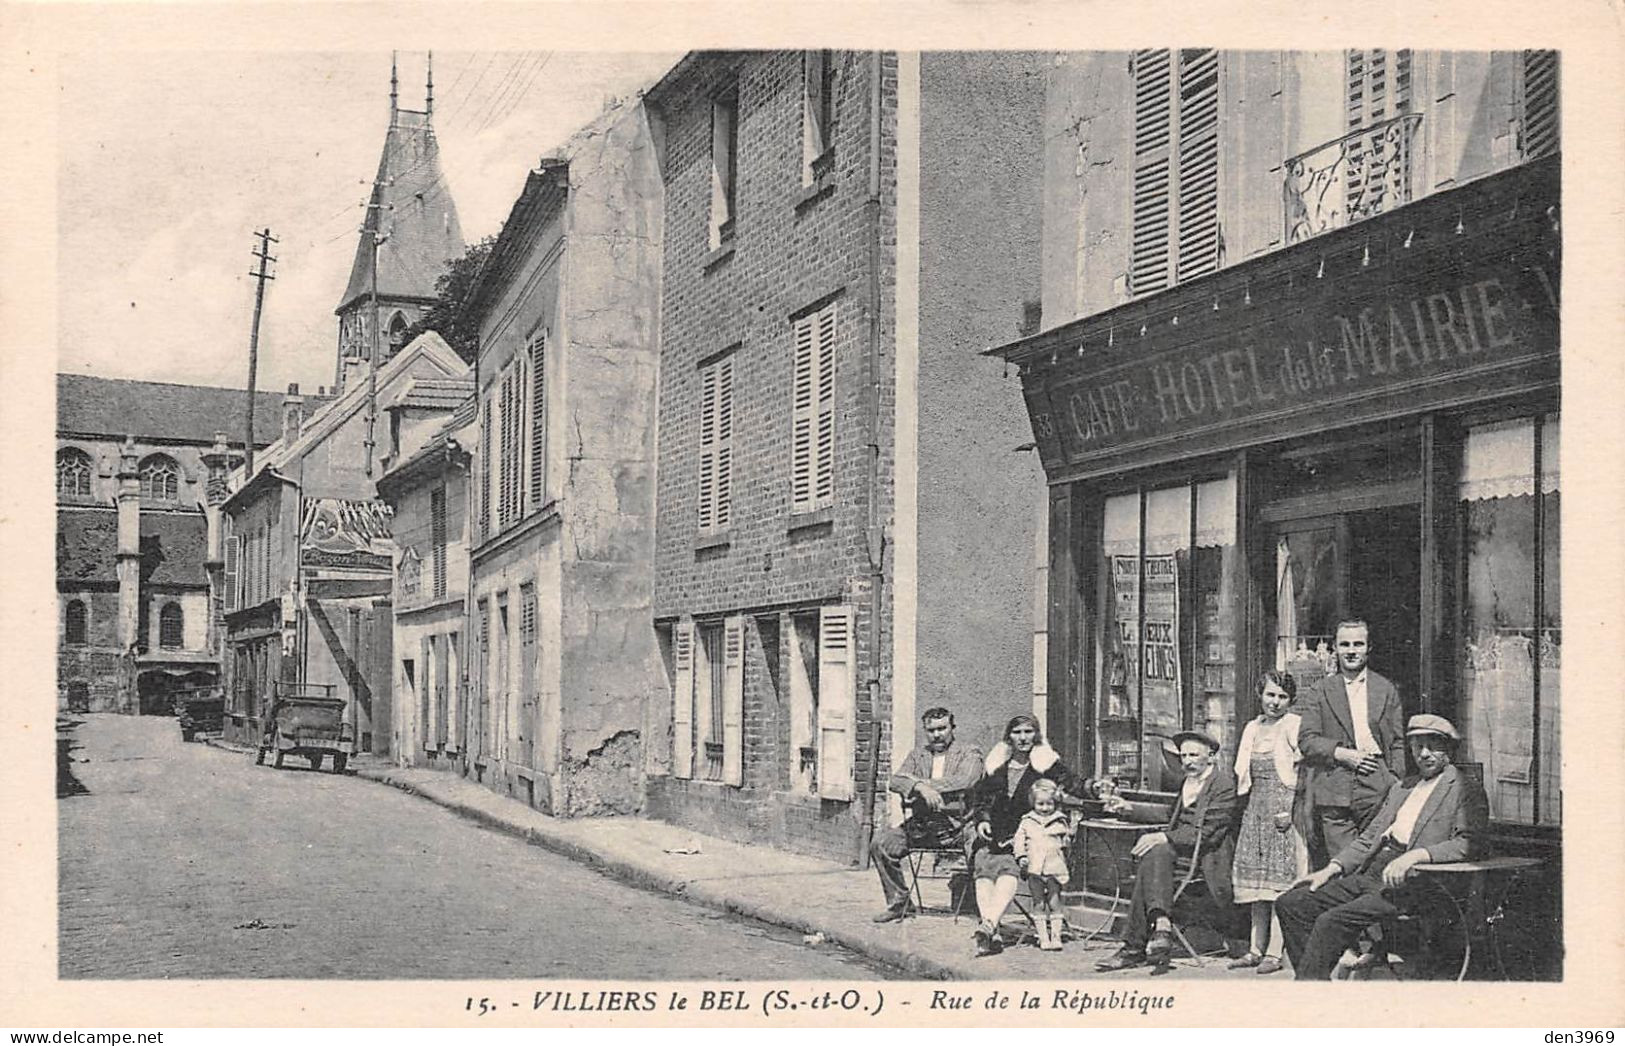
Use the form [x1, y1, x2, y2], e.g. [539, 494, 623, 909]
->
[1110, 553, 1182, 737]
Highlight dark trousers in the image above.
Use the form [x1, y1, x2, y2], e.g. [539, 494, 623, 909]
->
[1276, 867, 1401, 980]
[1122, 841, 1178, 950]
[872, 822, 969, 912]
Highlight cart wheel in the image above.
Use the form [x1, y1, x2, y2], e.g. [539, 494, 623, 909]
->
[273, 751, 285, 768]
[309, 753, 324, 771]
[332, 754, 349, 774]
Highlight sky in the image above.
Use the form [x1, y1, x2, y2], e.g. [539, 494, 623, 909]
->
[55, 49, 680, 395]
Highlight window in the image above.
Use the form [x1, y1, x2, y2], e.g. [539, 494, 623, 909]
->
[57, 448, 93, 499]
[1130, 49, 1222, 298]
[1519, 50, 1559, 160]
[529, 331, 548, 508]
[709, 88, 739, 248]
[158, 602, 184, 649]
[1095, 475, 1238, 791]
[65, 599, 88, 645]
[697, 352, 735, 532]
[671, 616, 744, 786]
[430, 486, 448, 599]
[388, 311, 410, 354]
[1458, 414, 1560, 826]
[801, 50, 835, 185]
[403, 657, 418, 741]
[790, 302, 837, 513]
[139, 454, 181, 503]
[788, 612, 821, 793]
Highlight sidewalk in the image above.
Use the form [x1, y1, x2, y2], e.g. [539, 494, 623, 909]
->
[335, 754, 1240, 982]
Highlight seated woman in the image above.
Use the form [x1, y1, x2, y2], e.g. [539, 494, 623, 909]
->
[968, 714, 1089, 957]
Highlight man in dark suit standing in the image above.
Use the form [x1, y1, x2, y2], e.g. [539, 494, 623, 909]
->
[1094, 730, 1238, 973]
[1276, 714, 1489, 979]
[1298, 619, 1407, 865]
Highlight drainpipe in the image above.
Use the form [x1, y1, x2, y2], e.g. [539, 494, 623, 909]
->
[857, 50, 886, 866]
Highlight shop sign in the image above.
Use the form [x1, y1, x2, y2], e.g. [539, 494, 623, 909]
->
[300, 497, 393, 571]
[1025, 251, 1558, 480]
[1106, 554, 1182, 736]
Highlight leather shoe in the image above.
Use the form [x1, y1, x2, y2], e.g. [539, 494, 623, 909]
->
[1256, 957, 1284, 975]
[973, 925, 1004, 957]
[1094, 948, 1147, 972]
[872, 904, 916, 923]
[1228, 951, 1263, 969]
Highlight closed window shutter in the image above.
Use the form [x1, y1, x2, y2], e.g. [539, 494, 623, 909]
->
[716, 356, 733, 528]
[479, 400, 492, 537]
[722, 615, 744, 786]
[814, 306, 836, 507]
[499, 369, 516, 527]
[420, 637, 433, 748]
[697, 362, 717, 531]
[530, 334, 547, 507]
[224, 525, 239, 611]
[430, 486, 447, 598]
[434, 634, 450, 746]
[1345, 50, 1412, 215]
[1521, 50, 1559, 160]
[791, 314, 816, 511]
[1176, 49, 1221, 283]
[1131, 49, 1174, 297]
[672, 621, 695, 779]
[816, 604, 856, 801]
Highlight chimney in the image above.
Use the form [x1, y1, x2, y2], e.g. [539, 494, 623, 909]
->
[341, 356, 366, 394]
[282, 382, 306, 443]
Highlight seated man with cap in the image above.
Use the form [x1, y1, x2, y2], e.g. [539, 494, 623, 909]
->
[1275, 713, 1489, 980]
[1095, 729, 1238, 973]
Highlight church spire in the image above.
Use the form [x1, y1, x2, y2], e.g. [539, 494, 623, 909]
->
[389, 51, 399, 125]
[426, 52, 434, 121]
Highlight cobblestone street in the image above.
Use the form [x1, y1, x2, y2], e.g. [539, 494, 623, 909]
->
[58, 715, 899, 980]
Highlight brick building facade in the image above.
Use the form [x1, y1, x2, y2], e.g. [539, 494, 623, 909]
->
[643, 52, 1047, 864]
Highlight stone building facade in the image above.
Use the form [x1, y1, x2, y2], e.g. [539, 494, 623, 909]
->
[457, 98, 665, 816]
[56, 374, 280, 714]
[643, 51, 1047, 864]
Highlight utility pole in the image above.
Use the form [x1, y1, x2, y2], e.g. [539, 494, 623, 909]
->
[244, 228, 277, 477]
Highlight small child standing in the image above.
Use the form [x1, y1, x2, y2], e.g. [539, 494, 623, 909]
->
[1013, 778, 1073, 951]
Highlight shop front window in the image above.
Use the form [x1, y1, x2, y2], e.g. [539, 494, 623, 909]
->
[1458, 415, 1559, 826]
[1096, 473, 1238, 792]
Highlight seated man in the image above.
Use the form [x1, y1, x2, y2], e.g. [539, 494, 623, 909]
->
[1095, 731, 1238, 973]
[870, 706, 985, 922]
[1276, 714, 1489, 980]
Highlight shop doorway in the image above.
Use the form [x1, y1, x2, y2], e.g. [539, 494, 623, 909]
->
[1267, 504, 1420, 706]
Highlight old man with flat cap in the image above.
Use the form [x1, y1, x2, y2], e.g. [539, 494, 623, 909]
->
[1095, 729, 1239, 974]
[1275, 713, 1490, 979]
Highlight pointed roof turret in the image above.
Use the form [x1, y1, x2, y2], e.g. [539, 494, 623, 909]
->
[336, 53, 464, 316]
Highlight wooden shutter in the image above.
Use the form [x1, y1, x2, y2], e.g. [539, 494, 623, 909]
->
[813, 306, 836, 508]
[816, 604, 856, 801]
[1176, 49, 1221, 283]
[1131, 49, 1175, 297]
[715, 356, 733, 528]
[479, 400, 492, 537]
[672, 620, 696, 779]
[1345, 50, 1413, 215]
[430, 486, 447, 598]
[420, 637, 433, 749]
[791, 314, 816, 511]
[722, 615, 745, 786]
[1521, 50, 1559, 160]
[803, 50, 829, 180]
[529, 333, 547, 507]
[224, 527, 239, 611]
[697, 362, 718, 531]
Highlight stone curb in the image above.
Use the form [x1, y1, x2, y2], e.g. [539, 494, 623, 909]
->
[351, 765, 970, 981]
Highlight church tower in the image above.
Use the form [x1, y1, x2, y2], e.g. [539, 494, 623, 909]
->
[335, 52, 465, 390]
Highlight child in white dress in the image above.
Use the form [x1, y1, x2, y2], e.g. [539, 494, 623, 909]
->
[1013, 778, 1073, 951]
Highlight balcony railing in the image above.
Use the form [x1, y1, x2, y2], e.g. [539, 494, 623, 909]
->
[1284, 113, 1422, 244]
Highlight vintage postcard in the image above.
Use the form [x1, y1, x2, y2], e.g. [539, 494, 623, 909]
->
[2, 0, 1622, 1032]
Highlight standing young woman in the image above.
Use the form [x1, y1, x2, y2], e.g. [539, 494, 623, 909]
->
[1229, 670, 1309, 974]
[968, 714, 1089, 957]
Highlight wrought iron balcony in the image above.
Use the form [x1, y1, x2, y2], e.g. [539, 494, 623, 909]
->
[1284, 112, 1423, 244]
